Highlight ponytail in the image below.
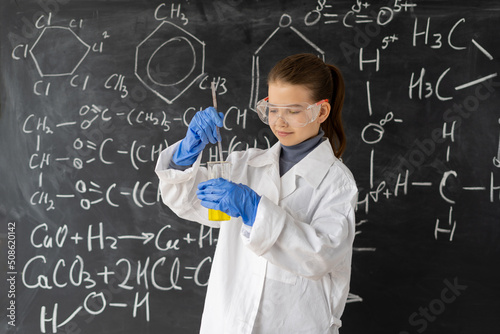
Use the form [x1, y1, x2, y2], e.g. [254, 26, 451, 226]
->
[321, 65, 346, 158]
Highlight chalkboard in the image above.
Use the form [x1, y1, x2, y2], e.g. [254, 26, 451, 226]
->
[1, 1, 499, 333]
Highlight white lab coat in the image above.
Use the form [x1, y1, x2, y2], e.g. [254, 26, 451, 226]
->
[155, 139, 358, 334]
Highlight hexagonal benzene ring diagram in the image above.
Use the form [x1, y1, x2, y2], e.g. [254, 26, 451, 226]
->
[135, 21, 205, 104]
[29, 26, 90, 77]
[249, 15, 325, 111]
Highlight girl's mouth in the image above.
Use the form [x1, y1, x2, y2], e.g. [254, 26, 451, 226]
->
[276, 131, 293, 137]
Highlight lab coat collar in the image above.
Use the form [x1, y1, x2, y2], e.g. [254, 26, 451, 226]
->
[293, 139, 336, 188]
[248, 140, 337, 200]
[247, 141, 281, 168]
[280, 139, 336, 199]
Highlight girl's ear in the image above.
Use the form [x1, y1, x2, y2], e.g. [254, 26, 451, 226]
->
[317, 102, 331, 124]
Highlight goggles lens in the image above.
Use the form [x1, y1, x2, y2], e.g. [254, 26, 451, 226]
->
[255, 98, 328, 127]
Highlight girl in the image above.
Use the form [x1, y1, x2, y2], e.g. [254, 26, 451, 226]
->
[156, 53, 358, 333]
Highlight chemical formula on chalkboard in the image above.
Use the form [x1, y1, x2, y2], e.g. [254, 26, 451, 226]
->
[1, 1, 499, 333]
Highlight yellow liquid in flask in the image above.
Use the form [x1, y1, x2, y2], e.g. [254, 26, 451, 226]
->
[208, 209, 231, 221]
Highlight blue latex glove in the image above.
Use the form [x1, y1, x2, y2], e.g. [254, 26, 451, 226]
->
[197, 178, 261, 226]
[173, 107, 224, 166]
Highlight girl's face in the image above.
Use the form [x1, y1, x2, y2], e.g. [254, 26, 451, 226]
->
[268, 81, 330, 146]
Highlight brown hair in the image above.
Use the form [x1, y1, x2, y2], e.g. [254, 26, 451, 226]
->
[267, 53, 346, 158]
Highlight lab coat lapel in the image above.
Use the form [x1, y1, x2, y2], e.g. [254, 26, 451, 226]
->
[280, 140, 335, 201]
[247, 142, 281, 205]
[266, 163, 281, 204]
[280, 168, 297, 200]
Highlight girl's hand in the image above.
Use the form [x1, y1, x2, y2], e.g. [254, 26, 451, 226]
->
[197, 178, 261, 226]
[172, 107, 223, 166]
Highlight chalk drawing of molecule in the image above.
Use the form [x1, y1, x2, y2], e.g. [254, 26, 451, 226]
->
[30, 26, 90, 77]
[135, 21, 205, 104]
[249, 14, 325, 111]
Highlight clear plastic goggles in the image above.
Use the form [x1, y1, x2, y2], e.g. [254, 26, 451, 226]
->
[255, 97, 329, 127]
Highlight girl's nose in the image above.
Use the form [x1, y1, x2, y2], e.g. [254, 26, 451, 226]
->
[273, 114, 288, 127]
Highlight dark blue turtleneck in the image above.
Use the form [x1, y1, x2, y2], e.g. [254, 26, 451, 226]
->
[279, 129, 325, 177]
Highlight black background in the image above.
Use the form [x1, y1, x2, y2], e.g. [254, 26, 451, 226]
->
[1, 1, 499, 333]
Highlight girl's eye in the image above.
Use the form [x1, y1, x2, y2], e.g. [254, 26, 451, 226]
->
[269, 108, 279, 113]
[288, 108, 303, 114]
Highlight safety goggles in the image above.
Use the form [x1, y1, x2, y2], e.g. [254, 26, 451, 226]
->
[255, 97, 329, 127]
